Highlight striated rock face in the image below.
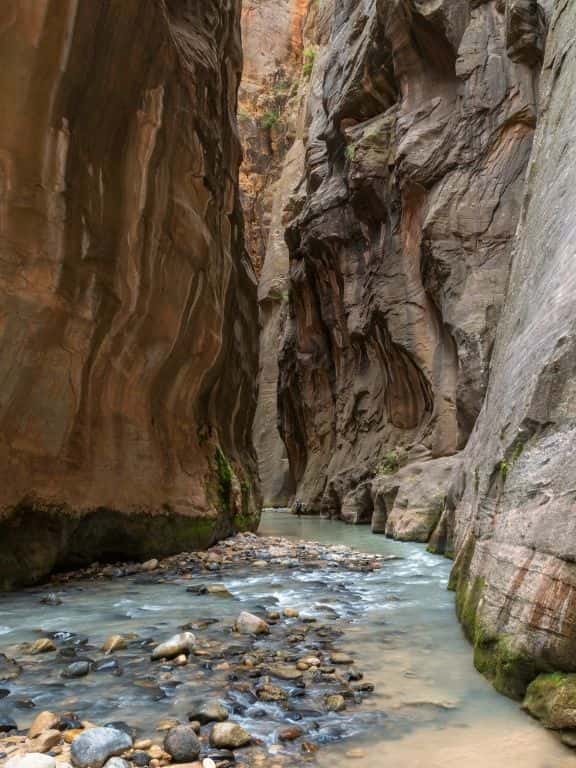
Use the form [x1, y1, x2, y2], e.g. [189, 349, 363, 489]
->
[444, 0, 576, 705]
[241, 0, 319, 506]
[0, 0, 259, 589]
[277, 0, 544, 520]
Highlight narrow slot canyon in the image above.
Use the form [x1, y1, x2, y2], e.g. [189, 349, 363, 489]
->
[1, 2, 576, 767]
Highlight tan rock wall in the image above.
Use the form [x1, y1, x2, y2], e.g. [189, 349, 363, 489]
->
[0, 0, 260, 588]
[444, 0, 576, 697]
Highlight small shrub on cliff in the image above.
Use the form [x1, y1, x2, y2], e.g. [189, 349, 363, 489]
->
[260, 110, 280, 130]
[303, 47, 316, 78]
[345, 144, 357, 162]
[377, 449, 405, 476]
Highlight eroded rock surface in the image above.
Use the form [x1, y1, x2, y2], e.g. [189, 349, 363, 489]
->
[241, 0, 321, 506]
[277, 0, 544, 522]
[0, 0, 259, 589]
[443, 0, 576, 703]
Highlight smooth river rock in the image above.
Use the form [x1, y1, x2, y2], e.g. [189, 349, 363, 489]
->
[163, 726, 201, 763]
[151, 633, 196, 661]
[70, 727, 133, 768]
[209, 722, 252, 750]
[234, 612, 269, 636]
[6, 756, 56, 768]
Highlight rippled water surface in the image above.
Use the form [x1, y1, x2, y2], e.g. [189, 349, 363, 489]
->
[0, 510, 574, 767]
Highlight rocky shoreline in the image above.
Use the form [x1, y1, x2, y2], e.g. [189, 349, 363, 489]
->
[0, 534, 388, 768]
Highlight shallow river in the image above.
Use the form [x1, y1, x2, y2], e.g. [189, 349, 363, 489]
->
[0, 510, 574, 767]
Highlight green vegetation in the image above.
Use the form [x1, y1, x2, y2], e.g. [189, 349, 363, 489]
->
[215, 447, 233, 514]
[524, 672, 576, 729]
[377, 449, 405, 475]
[497, 438, 525, 482]
[260, 110, 280, 130]
[303, 47, 316, 78]
[345, 144, 356, 162]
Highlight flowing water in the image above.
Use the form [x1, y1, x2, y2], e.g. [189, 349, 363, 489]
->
[0, 509, 573, 767]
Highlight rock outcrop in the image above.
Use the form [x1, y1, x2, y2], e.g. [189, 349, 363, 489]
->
[443, 0, 576, 709]
[276, 0, 545, 524]
[0, 0, 259, 589]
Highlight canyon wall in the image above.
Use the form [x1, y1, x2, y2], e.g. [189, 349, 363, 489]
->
[0, 0, 260, 589]
[241, 0, 321, 507]
[276, 0, 546, 533]
[445, 0, 576, 710]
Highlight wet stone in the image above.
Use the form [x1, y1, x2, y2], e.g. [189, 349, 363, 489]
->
[163, 725, 201, 763]
[0, 654, 21, 682]
[131, 750, 150, 766]
[209, 722, 252, 750]
[62, 661, 91, 679]
[256, 683, 289, 703]
[0, 712, 17, 732]
[30, 639, 57, 655]
[103, 760, 130, 768]
[151, 632, 196, 660]
[278, 726, 304, 742]
[187, 701, 229, 725]
[234, 612, 269, 636]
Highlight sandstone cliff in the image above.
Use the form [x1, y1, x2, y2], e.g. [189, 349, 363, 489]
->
[0, 0, 259, 589]
[443, 0, 576, 713]
[241, 0, 320, 507]
[276, 0, 546, 536]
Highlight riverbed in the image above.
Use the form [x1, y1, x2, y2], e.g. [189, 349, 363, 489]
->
[0, 510, 573, 767]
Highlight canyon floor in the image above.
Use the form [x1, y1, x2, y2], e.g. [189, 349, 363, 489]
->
[0, 511, 572, 768]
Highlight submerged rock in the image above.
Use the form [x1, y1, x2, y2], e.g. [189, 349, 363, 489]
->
[256, 683, 288, 703]
[62, 661, 91, 679]
[187, 701, 229, 725]
[151, 632, 196, 660]
[70, 727, 132, 768]
[0, 654, 21, 681]
[0, 712, 17, 732]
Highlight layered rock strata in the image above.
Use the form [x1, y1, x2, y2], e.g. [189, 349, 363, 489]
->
[0, 0, 259, 589]
[442, 0, 576, 714]
[277, 0, 545, 523]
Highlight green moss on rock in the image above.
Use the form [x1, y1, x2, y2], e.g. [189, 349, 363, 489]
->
[450, 537, 543, 700]
[523, 673, 576, 729]
[215, 447, 233, 514]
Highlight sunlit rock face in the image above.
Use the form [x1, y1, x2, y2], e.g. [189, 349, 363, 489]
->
[0, 0, 260, 589]
[277, 0, 545, 519]
[443, 0, 576, 702]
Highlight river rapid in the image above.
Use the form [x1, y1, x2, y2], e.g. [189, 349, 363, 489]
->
[0, 510, 573, 767]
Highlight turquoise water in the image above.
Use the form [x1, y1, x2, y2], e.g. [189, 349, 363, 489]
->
[0, 509, 572, 767]
[261, 511, 575, 768]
